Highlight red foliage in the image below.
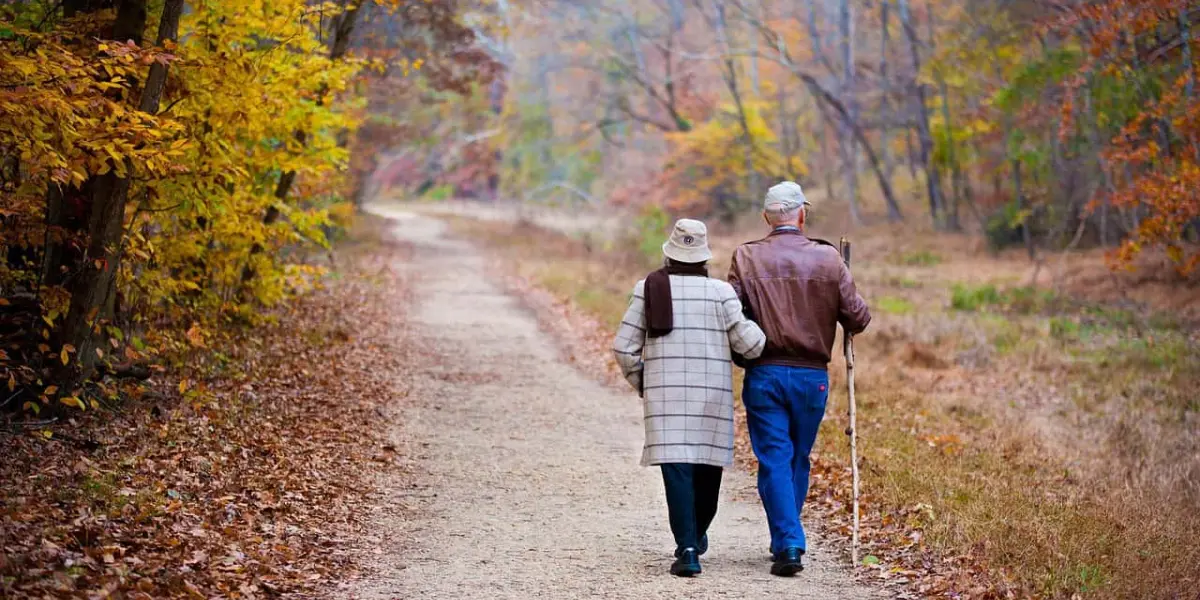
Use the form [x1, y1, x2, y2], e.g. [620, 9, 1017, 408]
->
[1061, 0, 1200, 274]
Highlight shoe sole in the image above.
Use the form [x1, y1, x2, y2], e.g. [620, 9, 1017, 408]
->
[770, 562, 804, 577]
[671, 568, 701, 578]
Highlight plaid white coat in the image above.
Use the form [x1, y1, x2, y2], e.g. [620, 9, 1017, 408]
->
[612, 275, 766, 467]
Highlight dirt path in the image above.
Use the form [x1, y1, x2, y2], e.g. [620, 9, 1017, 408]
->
[339, 207, 884, 599]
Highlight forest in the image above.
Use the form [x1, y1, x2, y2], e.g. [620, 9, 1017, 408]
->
[386, 0, 1200, 275]
[0, 0, 495, 414]
[1, 0, 1198, 598]
[2, 0, 1196, 425]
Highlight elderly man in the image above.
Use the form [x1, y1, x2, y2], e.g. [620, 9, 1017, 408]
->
[727, 182, 871, 577]
[613, 218, 766, 577]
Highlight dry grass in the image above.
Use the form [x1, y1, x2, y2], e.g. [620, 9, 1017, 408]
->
[442, 205, 1200, 599]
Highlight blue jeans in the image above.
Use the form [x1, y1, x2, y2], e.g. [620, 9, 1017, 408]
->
[743, 365, 829, 554]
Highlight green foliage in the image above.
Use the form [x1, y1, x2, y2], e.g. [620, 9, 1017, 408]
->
[993, 48, 1081, 115]
[951, 284, 1059, 313]
[1089, 64, 1168, 132]
[632, 204, 671, 266]
[1003, 286, 1059, 313]
[1076, 565, 1108, 594]
[898, 250, 944, 266]
[423, 183, 455, 201]
[1108, 335, 1192, 371]
[876, 296, 916, 315]
[501, 98, 555, 196]
[1049, 316, 1083, 341]
[984, 201, 1037, 250]
[950, 284, 1002, 311]
[886, 276, 924, 289]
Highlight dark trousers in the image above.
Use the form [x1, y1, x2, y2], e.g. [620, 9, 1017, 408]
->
[660, 463, 724, 555]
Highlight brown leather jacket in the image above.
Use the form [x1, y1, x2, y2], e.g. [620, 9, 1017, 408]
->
[728, 228, 871, 370]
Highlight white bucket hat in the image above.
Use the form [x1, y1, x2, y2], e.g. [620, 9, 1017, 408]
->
[662, 218, 713, 263]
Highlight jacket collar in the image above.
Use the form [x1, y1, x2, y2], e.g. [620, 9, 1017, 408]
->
[768, 226, 805, 238]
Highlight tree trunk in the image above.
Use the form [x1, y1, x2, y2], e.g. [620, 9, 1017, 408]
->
[273, 2, 361, 211]
[245, 3, 362, 286]
[898, 0, 943, 228]
[806, 0, 837, 200]
[45, 0, 150, 292]
[761, 4, 900, 213]
[748, 0, 761, 95]
[879, 0, 901, 222]
[928, 10, 960, 231]
[1084, 76, 1116, 246]
[713, 1, 758, 210]
[1006, 114, 1036, 261]
[820, 118, 838, 201]
[54, 0, 184, 390]
[1012, 158, 1035, 261]
[937, 78, 961, 231]
[839, 0, 861, 225]
[1182, 9, 1197, 162]
[42, 0, 133, 289]
[904, 126, 918, 183]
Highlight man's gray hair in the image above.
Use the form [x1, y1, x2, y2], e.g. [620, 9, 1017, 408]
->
[764, 203, 805, 226]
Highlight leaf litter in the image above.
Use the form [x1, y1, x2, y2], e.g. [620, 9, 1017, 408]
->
[0, 229, 415, 599]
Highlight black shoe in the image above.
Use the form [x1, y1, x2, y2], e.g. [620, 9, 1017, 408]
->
[670, 548, 702, 577]
[675, 535, 708, 558]
[770, 547, 804, 577]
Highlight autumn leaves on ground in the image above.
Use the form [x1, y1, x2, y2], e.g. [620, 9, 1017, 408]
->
[0, 222, 415, 597]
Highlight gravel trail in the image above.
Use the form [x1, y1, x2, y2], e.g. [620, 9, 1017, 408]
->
[341, 207, 884, 599]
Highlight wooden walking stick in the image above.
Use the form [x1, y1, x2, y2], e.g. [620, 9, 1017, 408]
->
[839, 237, 861, 566]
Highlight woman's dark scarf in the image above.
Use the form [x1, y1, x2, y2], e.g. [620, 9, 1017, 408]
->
[644, 261, 709, 338]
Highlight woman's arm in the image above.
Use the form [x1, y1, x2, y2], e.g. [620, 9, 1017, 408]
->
[720, 282, 766, 360]
[612, 280, 648, 393]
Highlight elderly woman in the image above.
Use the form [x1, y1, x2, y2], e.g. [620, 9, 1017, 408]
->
[612, 218, 766, 577]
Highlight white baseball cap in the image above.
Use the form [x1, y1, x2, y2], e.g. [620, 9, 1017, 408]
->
[764, 181, 811, 212]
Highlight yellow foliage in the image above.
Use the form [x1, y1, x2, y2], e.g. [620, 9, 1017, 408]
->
[662, 99, 807, 216]
[0, 1, 368, 406]
[117, 0, 363, 323]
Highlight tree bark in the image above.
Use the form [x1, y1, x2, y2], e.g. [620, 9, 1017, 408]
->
[879, 0, 902, 222]
[805, 0, 838, 201]
[928, 9, 961, 231]
[797, 73, 900, 216]
[937, 75, 961, 230]
[54, 0, 184, 390]
[1181, 9, 1198, 164]
[898, 0, 944, 228]
[712, 0, 758, 212]
[904, 126, 918, 182]
[1085, 76, 1116, 246]
[1012, 157, 1035, 261]
[839, 0, 861, 224]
